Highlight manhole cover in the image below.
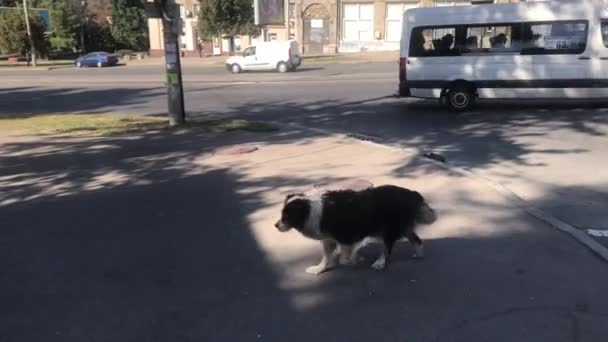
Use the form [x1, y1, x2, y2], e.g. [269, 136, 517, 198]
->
[314, 178, 373, 192]
[214, 145, 258, 155]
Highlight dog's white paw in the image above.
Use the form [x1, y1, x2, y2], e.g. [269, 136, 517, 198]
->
[306, 265, 328, 275]
[371, 256, 386, 270]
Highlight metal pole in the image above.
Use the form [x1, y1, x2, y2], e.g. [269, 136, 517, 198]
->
[286, 0, 290, 39]
[80, 26, 85, 55]
[80, 1, 86, 55]
[22, 0, 37, 67]
[159, 0, 186, 126]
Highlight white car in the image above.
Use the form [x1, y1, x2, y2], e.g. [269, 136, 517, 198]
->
[226, 40, 301, 74]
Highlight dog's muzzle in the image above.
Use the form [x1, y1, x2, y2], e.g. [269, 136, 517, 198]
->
[274, 220, 292, 232]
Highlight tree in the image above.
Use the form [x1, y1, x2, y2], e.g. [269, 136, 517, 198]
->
[41, 0, 81, 51]
[198, 0, 258, 55]
[111, 0, 148, 51]
[0, 9, 48, 57]
[0, 0, 18, 6]
[83, 20, 115, 52]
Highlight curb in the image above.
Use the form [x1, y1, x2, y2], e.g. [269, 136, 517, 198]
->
[277, 121, 608, 263]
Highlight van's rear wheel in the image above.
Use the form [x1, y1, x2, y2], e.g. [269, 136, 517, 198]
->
[231, 64, 241, 74]
[445, 85, 475, 112]
[277, 62, 288, 73]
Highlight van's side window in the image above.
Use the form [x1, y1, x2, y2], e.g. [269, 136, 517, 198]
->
[243, 47, 256, 57]
[521, 21, 588, 55]
[463, 25, 519, 53]
[602, 20, 608, 48]
[410, 27, 458, 57]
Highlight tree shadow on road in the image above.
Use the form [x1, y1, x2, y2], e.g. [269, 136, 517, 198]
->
[2, 116, 608, 341]
[183, 95, 608, 174]
[0, 87, 166, 117]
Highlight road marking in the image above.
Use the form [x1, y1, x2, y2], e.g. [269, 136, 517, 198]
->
[587, 229, 608, 238]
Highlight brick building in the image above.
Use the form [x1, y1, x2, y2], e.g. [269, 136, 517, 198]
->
[147, 0, 528, 57]
[289, 0, 525, 54]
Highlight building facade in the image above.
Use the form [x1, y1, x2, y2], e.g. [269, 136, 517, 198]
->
[289, 0, 525, 54]
[147, 0, 527, 57]
[147, 0, 203, 57]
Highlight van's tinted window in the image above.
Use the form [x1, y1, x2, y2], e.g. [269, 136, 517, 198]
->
[602, 20, 608, 48]
[410, 27, 458, 57]
[410, 20, 588, 57]
[243, 47, 256, 57]
[463, 25, 520, 53]
[521, 21, 587, 55]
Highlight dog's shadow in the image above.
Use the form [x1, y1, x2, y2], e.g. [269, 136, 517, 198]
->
[344, 239, 423, 270]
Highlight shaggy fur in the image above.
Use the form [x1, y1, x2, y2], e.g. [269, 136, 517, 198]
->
[275, 185, 437, 274]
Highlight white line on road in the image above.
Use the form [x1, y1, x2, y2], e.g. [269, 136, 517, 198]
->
[588, 229, 608, 238]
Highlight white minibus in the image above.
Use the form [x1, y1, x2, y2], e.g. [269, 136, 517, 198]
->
[399, 0, 608, 111]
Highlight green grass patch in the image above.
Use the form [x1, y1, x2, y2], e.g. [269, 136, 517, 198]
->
[0, 115, 278, 137]
[0, 60, 74, 68]
[0, 114, 168, 136]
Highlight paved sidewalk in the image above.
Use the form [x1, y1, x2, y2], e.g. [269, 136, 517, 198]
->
[1, 128, 607, 341]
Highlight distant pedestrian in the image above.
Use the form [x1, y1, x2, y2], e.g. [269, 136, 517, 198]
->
[197, 40, 203, 58]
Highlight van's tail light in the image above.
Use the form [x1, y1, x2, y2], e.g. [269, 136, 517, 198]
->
[399, 57, 407, 82]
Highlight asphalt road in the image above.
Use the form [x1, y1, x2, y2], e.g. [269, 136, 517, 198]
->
[3, 61, 608, 246]
[0, 62, 608, 246]
[2, 61, 608, 341]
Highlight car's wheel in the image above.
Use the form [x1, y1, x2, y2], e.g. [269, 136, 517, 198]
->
[76, 61, 82, 68]
[277, 62, 288, 73]
[97, 61, 103, 68]
[444, 84, 476, 112]
[231, 64, 241, 74]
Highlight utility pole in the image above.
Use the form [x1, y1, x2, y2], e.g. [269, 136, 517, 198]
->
[80, 0, 87, 55]
[22, 0, 37, 67]
[155, 0, 186, 126]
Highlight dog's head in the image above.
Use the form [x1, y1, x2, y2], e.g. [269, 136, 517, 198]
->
[416, 200, 437, 225]
[275, 193, 309, 232]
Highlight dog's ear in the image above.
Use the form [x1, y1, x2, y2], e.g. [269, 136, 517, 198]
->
[284, 192, 304, 205]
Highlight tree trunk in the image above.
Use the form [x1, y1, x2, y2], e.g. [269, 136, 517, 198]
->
[228, 36, 235, 56]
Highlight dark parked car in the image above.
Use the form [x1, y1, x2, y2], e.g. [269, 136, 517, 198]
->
[75, 52, 118, 68]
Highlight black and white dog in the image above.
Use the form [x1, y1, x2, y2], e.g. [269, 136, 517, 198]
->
[275, 185, 437, 274]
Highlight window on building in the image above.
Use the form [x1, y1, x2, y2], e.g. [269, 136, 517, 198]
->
[385, 2, 417, 42]
[343, 3, 374, 41]
[289, 3, 296, 19]
[521, 20, 588, 54]
[602, 19, 608, 48]
[193, 3, 201, 16]
[234, 36, 242, 52]
[268, 33, 278, 41]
